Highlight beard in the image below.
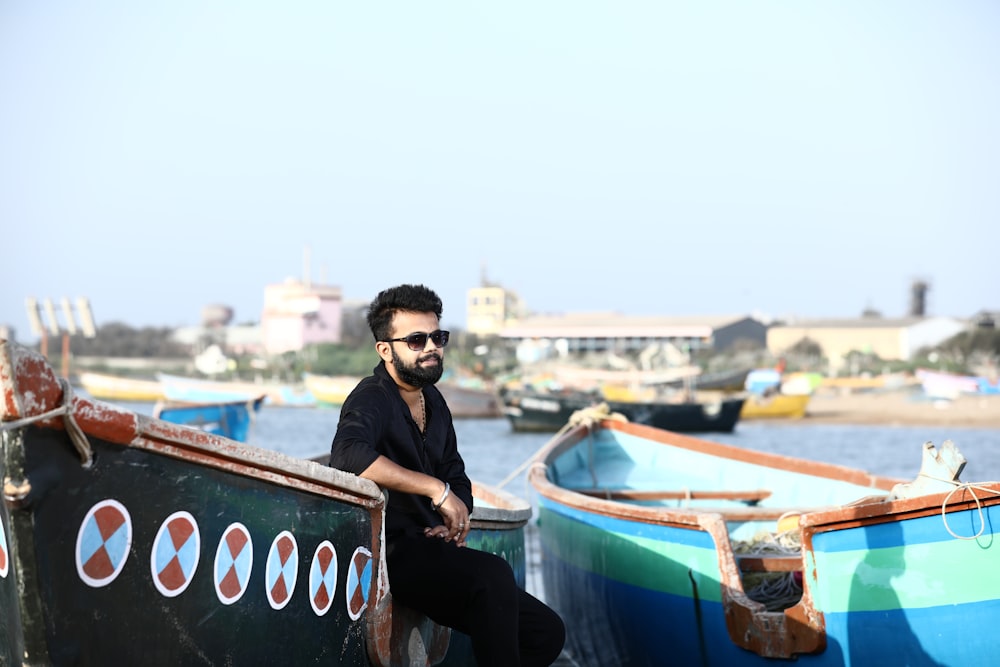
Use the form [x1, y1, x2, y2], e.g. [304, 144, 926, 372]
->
[391, 347, 444, 388]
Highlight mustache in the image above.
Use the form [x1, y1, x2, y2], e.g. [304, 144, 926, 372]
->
[418, 352, 442, 363]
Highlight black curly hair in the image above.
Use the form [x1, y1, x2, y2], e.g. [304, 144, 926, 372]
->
[366, 284, 444, 342]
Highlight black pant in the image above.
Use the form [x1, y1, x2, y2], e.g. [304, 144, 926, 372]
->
[387, 534, 565, 667]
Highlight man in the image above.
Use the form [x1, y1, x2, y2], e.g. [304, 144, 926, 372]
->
[329, 284, 565, 666]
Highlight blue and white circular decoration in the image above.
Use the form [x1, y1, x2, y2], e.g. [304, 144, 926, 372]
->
[214, 522, 253, 605]
[0, 518, 9, 578]
[346, 546, 373, 621]
[309, 540, 337, 616]
[266, 530, 298, 610]
[151, 510, 201, 598]
[76, 499, 132, 588]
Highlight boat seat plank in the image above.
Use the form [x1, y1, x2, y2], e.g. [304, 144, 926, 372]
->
[737, 554, 802, 572]
[574, 488, 772, 503]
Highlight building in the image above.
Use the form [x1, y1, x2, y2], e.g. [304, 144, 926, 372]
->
[499, 312, 767, 364]
[466, 284, 526, 336]
[766, 316, 968, 372]
[261, 279, 343, 355]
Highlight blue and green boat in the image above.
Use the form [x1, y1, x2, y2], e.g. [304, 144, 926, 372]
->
[529, 409, 1000, 665]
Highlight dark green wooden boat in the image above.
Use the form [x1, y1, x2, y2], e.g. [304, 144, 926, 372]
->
[0, 340, 530, 665]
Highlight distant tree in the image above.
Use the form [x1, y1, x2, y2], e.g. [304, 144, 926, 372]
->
[297, 343, 376, 376]
[69, 322, 188, 358]
[924, 328, 1000, 372]
[787, 337, 823, 358]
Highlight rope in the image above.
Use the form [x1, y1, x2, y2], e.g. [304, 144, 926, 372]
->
[496, 403, 627, 490]
[0, 379, 93, 467]
[734, 529, 804, 611]
[913, 472, 1000, 540]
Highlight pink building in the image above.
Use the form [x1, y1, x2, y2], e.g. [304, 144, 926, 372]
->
[261, 279, 343, 355]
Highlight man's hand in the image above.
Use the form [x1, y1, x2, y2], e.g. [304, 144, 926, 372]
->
[429, 489, 470, 546]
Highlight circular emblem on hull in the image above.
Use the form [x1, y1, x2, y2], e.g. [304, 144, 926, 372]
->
[76, 499, 132, 588]
[346, 546, 373, 621]
[151, 511, 201, 597]
[0, 518, 8, 578]
[214, 523, 253, 605]
[266, 530, 299, 610]
[309, 540, 338, 616]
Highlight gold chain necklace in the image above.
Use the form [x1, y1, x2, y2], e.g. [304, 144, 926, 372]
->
[417, 391, 426, 433]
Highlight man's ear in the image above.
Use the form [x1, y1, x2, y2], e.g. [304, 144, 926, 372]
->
[375, 341, 393, 362]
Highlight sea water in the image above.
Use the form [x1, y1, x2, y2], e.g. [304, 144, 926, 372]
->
[118, 401, 1000, 602]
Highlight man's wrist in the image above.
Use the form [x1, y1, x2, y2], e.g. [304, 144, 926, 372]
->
[431, 481, 451, 510]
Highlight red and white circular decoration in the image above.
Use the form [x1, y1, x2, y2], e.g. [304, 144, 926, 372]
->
[346, 546, 373, 621]
[308, 540, 337, 616]
[76, 499, 132, 588]
[214, 523, 253, 605]
[151, 511, 201, 598]
[265, 530, 298, 610]
[0, 517, 9, 578]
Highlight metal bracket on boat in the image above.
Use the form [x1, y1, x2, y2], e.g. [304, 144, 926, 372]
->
[2, 476, 31, 509]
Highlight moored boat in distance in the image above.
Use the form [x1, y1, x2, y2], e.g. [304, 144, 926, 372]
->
[437, 381, 503, 419]
[740, 392, 811, 420]
[528, 407, 1000, 666]
[153, 395, 266, 442]
[500, 387, 744, 434]
[158, 372, 317, 408]
[78, 371, 165, 402]
[0, 340, 531, 665]
[302, 372, 363, 408]
[916, 368, 1000, 400]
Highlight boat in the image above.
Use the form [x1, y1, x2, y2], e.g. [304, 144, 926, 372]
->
[528, 406, 1000, 666]
[740, 392, 811, 419]
[302, 372, 363, 408]
[0, 340, 531, 665]
[158, 372, 317, 408]
[916, 368, 1000, 399]
[437, 382, 503, 419]
[820, 373, 919, 393]
[500, 387, 744, 434]
[78, 371, 165, 402]
[153, 395, 267, 442]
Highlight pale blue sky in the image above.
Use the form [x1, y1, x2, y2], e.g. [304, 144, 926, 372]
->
[3, 1, 997, 341]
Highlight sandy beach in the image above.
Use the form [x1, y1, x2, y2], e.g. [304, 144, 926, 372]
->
[798, 390, 1000, 429]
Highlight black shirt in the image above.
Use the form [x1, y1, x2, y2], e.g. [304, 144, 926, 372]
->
[329, 361, 473, 540]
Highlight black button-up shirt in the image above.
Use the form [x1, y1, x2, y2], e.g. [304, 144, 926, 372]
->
[329, 361, 473, 541]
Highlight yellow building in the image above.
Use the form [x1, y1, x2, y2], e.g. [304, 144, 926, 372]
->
[767, 316, 967, 372]
[466, 285, 525, 335]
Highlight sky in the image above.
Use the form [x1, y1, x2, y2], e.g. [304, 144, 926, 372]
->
[2, 1, 998, 342]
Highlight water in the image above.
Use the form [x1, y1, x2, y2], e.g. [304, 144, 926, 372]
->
[120, 402, 1000, 605]
[241, 407, 1000, 487]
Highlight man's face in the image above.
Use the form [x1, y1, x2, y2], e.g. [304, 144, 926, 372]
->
[385, 311, 445, 388]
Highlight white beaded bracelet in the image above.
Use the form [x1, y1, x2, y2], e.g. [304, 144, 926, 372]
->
[432, 482, 451, 511]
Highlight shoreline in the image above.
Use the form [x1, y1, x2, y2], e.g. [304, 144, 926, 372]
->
[767, 391, 1000, 429]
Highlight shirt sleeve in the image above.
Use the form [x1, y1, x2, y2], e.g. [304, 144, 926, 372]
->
[329, 384, 385, 475]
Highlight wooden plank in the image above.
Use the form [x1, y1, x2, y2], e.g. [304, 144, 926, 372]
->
[737, 554, 802, 572]
[574, 488, 772, 503]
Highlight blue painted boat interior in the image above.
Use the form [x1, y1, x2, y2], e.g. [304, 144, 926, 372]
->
[550, 429, 887, 509]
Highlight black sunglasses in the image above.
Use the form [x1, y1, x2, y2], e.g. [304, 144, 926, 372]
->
[382, 329, 450, 351]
